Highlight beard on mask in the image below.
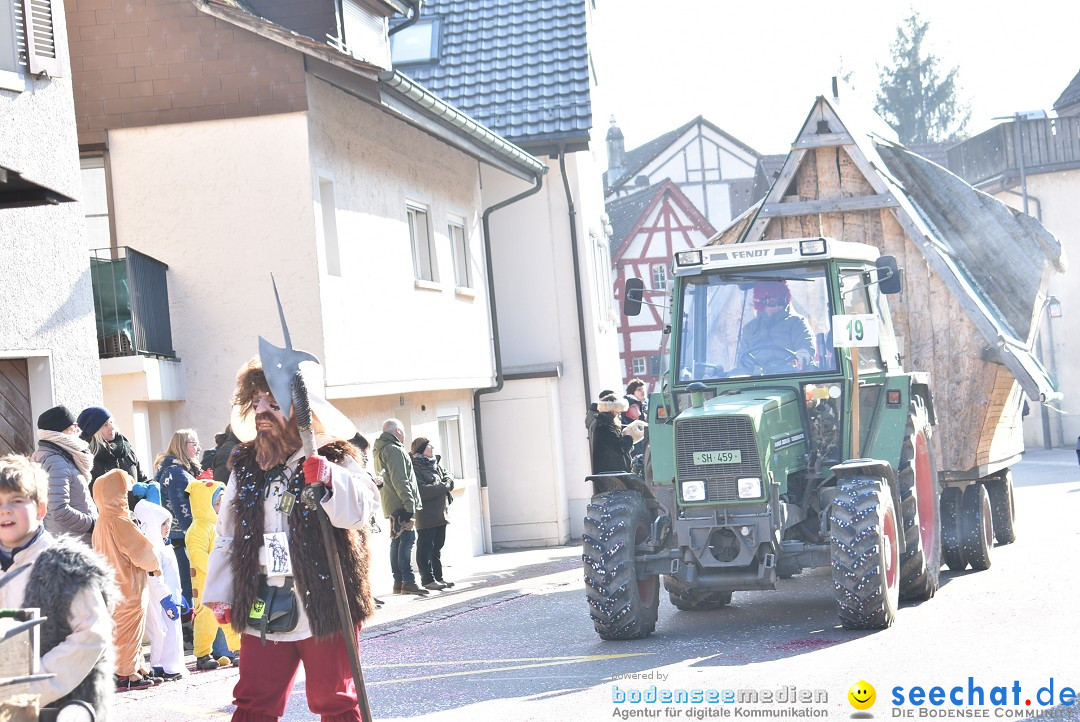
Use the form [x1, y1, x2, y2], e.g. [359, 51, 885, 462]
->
[254, 410, 302, 470]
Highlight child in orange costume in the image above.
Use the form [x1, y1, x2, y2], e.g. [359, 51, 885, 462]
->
[91, 469, 162, 689]
[186, 477, 240, 669]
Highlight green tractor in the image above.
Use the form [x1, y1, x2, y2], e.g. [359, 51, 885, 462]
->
[583, 237, 961, 640]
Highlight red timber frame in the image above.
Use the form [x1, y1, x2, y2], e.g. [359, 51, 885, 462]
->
[612, 180, 715, 389]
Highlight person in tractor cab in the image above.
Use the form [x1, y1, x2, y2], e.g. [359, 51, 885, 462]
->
[736, 280, 816, 375]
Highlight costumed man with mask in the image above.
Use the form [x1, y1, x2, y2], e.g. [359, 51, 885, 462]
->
[736, 280, 815, 375]
[201, 356, 379, 722]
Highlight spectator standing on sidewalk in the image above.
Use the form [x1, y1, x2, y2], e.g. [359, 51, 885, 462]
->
[411, 437, 455, 590]
[132, 500, 188, 681]
[78, 406, 157, 507]
[625, 378, 648, 417]
[154, 430, 201, 603]
[373, 419, 428, 596]
[31, 405, 97, 546]
[212, 425, 240, 484]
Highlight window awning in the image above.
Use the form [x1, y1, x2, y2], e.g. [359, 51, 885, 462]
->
[0, 165, 76, 209]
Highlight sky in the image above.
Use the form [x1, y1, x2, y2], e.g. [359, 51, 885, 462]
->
[590, 1, 1080, 157]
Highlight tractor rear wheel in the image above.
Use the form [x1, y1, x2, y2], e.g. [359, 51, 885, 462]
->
[960, 483, 993, 571]
[582, 491, 660, 640]
[898, 398, 942, 601]
[985, 471, 1016, 544]
[663, 578, 732, 611]
[830, 476, 900, 630]
[940, 486, 966, 571]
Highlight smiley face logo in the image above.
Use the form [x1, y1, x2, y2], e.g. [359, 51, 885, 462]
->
[848, 680, 876, 710]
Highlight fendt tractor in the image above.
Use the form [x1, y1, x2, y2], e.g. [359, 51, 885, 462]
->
[582, 237, 1014, 640]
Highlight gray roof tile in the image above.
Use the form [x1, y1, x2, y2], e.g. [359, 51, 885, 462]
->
[1053, 68, 1080, 112]
[400, 0, 592, 147]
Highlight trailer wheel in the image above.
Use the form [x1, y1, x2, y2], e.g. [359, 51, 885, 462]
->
[940, 486, 966, 571]
[830, 476, 900, 630]
[985, 471, 1016, 545]
[663, 578, 732, 611]
[897, 398, 942, 601]
[960, 483, 993, 571]
[582, 491, 660, 640]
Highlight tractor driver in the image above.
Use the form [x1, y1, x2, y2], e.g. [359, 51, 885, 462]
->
[735, 280, 816, 374]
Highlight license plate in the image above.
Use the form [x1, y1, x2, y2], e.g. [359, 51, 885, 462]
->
[693, 450, 742, 465]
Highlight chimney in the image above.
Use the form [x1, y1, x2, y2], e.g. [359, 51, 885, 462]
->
[606, 115, 625, 172]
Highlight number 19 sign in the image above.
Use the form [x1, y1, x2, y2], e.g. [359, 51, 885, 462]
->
[832, 314, 879, 348]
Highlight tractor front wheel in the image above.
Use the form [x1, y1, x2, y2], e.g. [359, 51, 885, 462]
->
[582, 491, 660, 640]
[830, 476, 900, 630]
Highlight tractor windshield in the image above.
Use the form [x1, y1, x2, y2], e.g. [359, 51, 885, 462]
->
[676, 265, 836, 381]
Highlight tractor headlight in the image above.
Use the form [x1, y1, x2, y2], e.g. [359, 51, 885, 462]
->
[737, 477, 763, 499]
[682, 480, 706, 501]
[800, 239, 827, 256]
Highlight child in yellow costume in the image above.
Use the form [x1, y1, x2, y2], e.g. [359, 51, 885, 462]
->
[186, 478, 240, 669]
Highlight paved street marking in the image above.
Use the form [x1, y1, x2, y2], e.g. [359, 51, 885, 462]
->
[367, 653, 652, 686]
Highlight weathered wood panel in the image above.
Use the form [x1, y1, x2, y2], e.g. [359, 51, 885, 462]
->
[0, 360, 33, 456]
[980, 371, 1025, 469]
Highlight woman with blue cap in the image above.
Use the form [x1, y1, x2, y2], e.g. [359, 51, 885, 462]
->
[78, 406, 156, 506]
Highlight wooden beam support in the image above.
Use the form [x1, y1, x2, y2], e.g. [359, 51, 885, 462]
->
[795, 133, 855, 149]
[758, 193, 899, 218]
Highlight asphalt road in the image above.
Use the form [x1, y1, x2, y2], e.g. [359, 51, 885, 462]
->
[114, 449, 1080, 721]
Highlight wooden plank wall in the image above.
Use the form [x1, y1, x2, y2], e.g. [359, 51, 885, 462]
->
[980, 369, 1025, 469]
[757, 146, 1005, 473]
[0, 359, 34, 456]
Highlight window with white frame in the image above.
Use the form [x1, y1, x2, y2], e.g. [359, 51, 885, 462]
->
[437, 415, 463, 478]
[80, 156, 111, 250]
[448, 220, 471, 288]
[632, 357, 646, 375]
[592, 231, 615, 320]
[407, 204, 438, 282]
[651, 263, 669, 291]
[0, 1, 62, 84]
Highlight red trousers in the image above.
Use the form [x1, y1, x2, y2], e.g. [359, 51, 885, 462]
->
[231, 631, 364, 722]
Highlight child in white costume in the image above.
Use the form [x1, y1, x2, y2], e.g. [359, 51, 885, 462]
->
[132, 500, 188, 679]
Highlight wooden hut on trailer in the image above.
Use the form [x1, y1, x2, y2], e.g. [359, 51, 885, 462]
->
[710, 96, 1066, 481]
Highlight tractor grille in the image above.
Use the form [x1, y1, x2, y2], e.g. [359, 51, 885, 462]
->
[675, 416, 762, 503]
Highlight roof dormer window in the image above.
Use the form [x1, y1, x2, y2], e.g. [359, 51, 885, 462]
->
[390, 18, 440, 65]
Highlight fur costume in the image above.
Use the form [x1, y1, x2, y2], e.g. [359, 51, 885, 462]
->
[91, 469, 161, 676]
[227, 440, 374, 639]
[20, 534, 118, 718]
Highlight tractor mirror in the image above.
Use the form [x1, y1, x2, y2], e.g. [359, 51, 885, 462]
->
[624, 277, 645, 316]
[876, 256, 902, 295]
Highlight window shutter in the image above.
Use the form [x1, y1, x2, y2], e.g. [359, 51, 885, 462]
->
[22, 0, 62, 77]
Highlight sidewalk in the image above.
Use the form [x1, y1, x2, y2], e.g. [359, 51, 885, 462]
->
[151, 542, 585, 671]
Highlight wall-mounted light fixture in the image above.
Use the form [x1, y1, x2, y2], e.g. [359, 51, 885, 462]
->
[1048, 296, 1062, 319]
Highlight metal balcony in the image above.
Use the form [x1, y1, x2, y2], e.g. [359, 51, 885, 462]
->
[90, 247, 176, 359]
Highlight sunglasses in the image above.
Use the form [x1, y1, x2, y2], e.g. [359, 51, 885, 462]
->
[761, 298, 786, 307]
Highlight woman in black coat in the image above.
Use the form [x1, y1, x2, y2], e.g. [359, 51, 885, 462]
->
[587, 395, 634, 474]
[77, 406, 149, 499]
[411, 437, 455, 590]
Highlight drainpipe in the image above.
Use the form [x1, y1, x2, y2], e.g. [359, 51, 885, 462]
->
[389, 0, 422, 36]
[559, 145, 593, 405]
[472, 171, 545, 550]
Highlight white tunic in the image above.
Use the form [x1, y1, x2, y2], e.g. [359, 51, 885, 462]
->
[202, 437, 379, 642]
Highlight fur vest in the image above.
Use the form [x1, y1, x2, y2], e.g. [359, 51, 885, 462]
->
[23, 536, 118, 718]
[228, 441, 374, 639]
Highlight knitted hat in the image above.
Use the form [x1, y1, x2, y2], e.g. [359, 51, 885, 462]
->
[411, 437, 430, 456]
[624, 395, 642, 410]
[76, 406, 111, 438]
[37, 405, 76, 433]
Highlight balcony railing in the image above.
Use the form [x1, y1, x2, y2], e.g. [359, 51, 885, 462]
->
[946, 117, 1080, 188]
[90, 247, 176, 359]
